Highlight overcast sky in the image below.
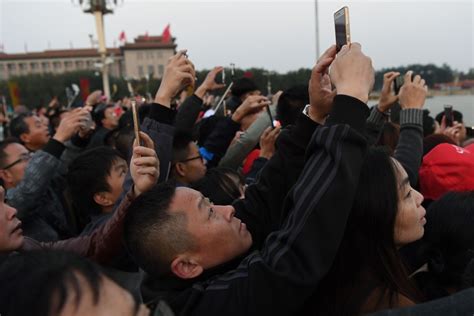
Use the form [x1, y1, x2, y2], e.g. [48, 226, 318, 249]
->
[1, 0, 473, 73]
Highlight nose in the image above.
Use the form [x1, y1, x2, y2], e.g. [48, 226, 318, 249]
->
[6, 204, 18, 220]
[414, 189, 424, 206]
[214, 205, 235, 222]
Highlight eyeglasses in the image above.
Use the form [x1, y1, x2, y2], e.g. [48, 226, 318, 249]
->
[179, 155, 204, 164]
[1, 152, 32, 170]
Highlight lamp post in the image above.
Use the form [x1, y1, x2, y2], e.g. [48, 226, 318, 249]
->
[73, 0, 122, 99]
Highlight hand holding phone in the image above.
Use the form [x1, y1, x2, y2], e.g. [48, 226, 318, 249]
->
[444, 105, 454, 127]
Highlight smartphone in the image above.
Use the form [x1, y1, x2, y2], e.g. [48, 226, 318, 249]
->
[266, 105, 275, 129]
[334, 6, 351, 52]
[444, 105, 454, 127]
[394, 73, 416, 95]
[131, 100, 141, 145]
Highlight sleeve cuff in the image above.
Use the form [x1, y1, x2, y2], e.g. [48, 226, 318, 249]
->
[71, 134, 90, 148]
[42, 138, 66, 159]
[326, 95, 370, 134]
[149, 103, 176, 125]
[367, 106, 388, 126]
[400, 109, 423, 127]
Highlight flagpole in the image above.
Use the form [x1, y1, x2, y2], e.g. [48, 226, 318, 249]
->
[315, 0, 320, 60]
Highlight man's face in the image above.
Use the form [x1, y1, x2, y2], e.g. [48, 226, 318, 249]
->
[23, 115, 50, 150]
[105, 158, 128, 207]
[102, 107, 119, 130]
[177, 143, 207, 185]
[0, 143, 31, 188]
[170, 187, 252, 269]
[0, 186, 24, 252]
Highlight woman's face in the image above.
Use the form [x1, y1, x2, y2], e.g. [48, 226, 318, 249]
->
[392, 159, 427, 246]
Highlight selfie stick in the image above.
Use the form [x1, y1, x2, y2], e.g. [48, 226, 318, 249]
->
[214, 63, 236, 115]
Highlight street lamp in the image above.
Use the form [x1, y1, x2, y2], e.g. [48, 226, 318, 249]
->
[72, 0, 123, 99]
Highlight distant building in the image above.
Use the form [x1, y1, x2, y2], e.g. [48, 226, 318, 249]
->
[0, 35, 176, 81]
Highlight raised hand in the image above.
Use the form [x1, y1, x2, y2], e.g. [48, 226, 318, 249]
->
[398, 71, 428, 109]
[231, 95, 270, 124]
[53, 108, 91, 143]
[378, 71, 400, 112]
[154, 50, 196, 107]
[330, 43, 374, 103]
[195, 67, 226, 99]
[259, 126, 281, 159]
[308, 45, 337, 124]
[130, 131, 159, 196]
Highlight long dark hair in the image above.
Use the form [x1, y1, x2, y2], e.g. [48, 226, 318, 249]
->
[313, 147, 422, 315]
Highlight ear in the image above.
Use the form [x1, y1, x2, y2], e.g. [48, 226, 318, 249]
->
[0, 170, 12, 184]
[175, 162, 187, 177]
[170, 255, 203, 279]
[93, 192, 114, 207]
[19, 133, 30, 145]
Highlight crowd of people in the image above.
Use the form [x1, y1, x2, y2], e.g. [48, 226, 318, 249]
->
[0, 43, 473, 316]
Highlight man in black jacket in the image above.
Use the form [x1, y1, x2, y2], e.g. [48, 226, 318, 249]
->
[124, 43, 373, 315]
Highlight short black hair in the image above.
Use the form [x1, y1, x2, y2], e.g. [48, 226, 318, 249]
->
[231, 77, 259, 98]
[124, 181, 194, 277]
[423, 110, 436, 137]
[67, 146, 124, 218]
[9, 112, 34, 140]
[92, 103, 114, 127]
[105, 127, 135, 162]
[435, 110, 464, 124]
[191, 167, 244, 205]
[172, 129, 194, 164]
[276, 85, 309, 127]
[0, 138, 21, 168]
[417, 191, 474, 298]
[0, 250, 103, 316]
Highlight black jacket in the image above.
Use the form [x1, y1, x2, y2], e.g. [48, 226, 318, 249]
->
[142, 95, 370, 316]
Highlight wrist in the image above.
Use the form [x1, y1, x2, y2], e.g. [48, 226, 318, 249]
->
[259, 150, 273, 159]
[336, 87, 369, 104]
[307, 106, 327, 125]
[154, 89, 172, 108]
[52, 133, 67, 144]
[132, 184, 142, 197]
[231, 111, 244, 123]
[194, 85, 208, 100]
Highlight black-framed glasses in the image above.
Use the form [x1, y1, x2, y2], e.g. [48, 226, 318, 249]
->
[179, 155, 204, 164]
[1, 152, 32, 170]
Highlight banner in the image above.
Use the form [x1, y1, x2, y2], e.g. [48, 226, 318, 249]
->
[7, 81, 21, 107]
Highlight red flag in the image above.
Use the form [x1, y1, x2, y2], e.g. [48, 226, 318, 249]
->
[162, 24, 171, 43]
[79, 78, 90, 102]
[119, 31, 126, 43]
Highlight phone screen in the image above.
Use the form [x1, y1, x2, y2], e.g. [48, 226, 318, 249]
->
[334, 7, 349, 52]
[444, 105, 454, 127]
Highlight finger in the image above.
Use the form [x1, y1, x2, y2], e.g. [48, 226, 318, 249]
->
[133, 146, 156, 158]
[262, 126, 272, 137]
[269, 126, 281, 137]
[420, 79, 426, 87]
[137, 167, 158, 175]
[404, 71, 413, 84]
[178, 64, 194, 74]
[314, 57, 335, 75]
[319, 45, 337, 62]
[413, 75, 422, 84]
[137, 131, 154, 150]
[339, 44, 351, 55]
[213, 84, 226, 89]
[133, 156, 158, 166]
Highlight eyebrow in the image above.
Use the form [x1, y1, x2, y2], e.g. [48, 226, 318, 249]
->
[399, 177, 410, 191]
[197, 195, 205, 211]
[114, 162, 128, 170]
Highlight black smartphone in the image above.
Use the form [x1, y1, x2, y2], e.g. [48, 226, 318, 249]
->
[334, 6, 351, 52]
[266, 105, 275, 129]
[393, 73, 416, 95]
[444, 105, 454, 127]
